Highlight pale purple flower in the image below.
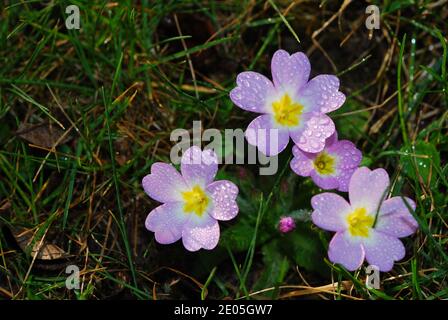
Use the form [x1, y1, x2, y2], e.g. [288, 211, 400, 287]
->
[291, 133, 362, 192]
[278, 216, 296, 233]
[311, 167, 418, 272]
[142, 146, 239, 252]
[230, 49, 345, 156]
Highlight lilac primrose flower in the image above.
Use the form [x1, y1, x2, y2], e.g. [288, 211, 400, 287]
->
[291, 133, 362, 192]
[311, 167, 418, 272]
[142, 146, 239, 252]
[278, 216, 296, 233]
[230, 49, 345, 156]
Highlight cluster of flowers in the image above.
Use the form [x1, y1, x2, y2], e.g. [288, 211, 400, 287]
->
[142, 50, 418, 272]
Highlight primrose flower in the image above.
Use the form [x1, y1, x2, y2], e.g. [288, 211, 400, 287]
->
[142, 146, 239, 252]
[230, 49, 345, 156]
[278, 216, 296, 233]
[291, 133, 362, 192]
[311, 167, 418, 272]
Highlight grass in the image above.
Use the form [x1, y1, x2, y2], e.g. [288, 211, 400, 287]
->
[0, 0, 447, 300]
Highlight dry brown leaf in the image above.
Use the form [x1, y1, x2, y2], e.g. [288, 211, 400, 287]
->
[0, 200, 11, 212]
[16, 123, 70, 148]
[13, 227, 69, 260]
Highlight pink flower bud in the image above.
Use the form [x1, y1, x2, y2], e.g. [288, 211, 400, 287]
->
[278, 216, 296, 233]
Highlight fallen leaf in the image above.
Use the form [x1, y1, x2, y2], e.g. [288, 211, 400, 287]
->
[0, 200, 11, 212]
[16, 122, 70, 148]
[12, 227, 69, 260]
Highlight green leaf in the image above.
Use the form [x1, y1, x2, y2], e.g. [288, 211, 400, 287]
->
[282, 224, 329, 277]
[332, 99, 369, 141]
[253, 239, 290, 295]
[400, 141, 441, 187]
[220, 222, 256, 252]
[288, 209, 312, 222]
[360, 155, 372, 167]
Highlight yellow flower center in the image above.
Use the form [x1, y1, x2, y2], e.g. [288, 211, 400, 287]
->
[313, 152, 335, 175]
[346, 208, 374, 237]
[181, 185, 210, 217]
[272, 94, 304, 127]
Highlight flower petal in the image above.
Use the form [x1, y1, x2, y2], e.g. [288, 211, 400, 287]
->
[298, 75, 345, 113]
[145, 202, 188, 244]
[271, 50, 310, 91]
[182, 215, 220, 251]
[290, 113, 335, 153]
[328, 231, 365, 271]
[328, 140, 362, 192]
[325, 131, 338, 147]
[142, 163, 187, 203]
[290, 145, 314, 176]
[310, 171, 339, 190]
[311, 193, 351, 232]
[245, 114, 290, 156]
[230, 71, 275, 113]
[207, 180, 239, 221]
[349, 167, 390, 214]
[334, 167, 357, 193]
[181, 146, 218, 187]
[330, 140, 362, 170]
[363, 230, 406, 272]
[375, 197, 418, 238]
